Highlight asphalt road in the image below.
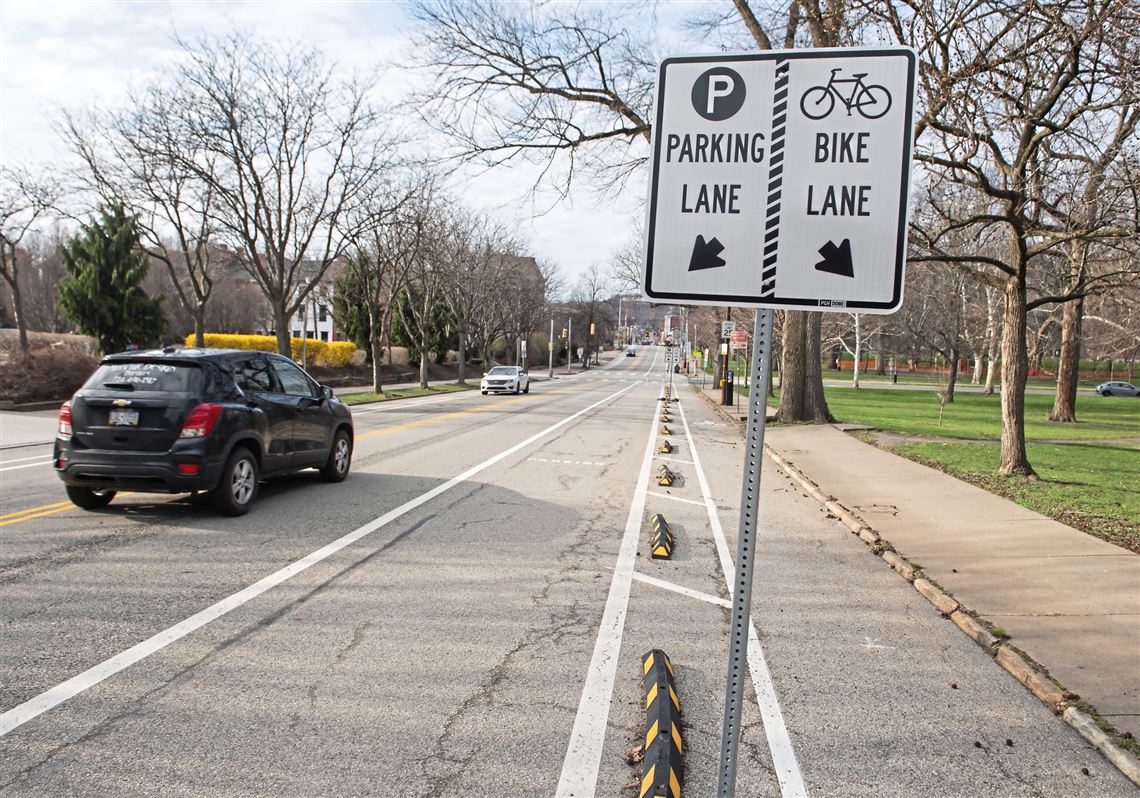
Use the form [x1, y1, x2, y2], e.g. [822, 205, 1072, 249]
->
[1, 351, 1132, 796]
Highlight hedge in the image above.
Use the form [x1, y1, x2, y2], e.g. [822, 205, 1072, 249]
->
[185, 334, 356, 368]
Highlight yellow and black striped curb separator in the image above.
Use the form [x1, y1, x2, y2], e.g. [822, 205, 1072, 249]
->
[650, 513, 674, 559]
[641, 649, 683, 798]
[661, 425, 672, 435]
[658, 440, 674, 454]
[656, 464, 675, 486]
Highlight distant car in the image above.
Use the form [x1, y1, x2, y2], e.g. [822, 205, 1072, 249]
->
[626, 347, 637, 357]
[1096, 381, 1139, 397]
[53, 348, 353, 516]
[481, 366, 529, 395]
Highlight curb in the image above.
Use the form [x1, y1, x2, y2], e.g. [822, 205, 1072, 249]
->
[689, 381, 1140, 787]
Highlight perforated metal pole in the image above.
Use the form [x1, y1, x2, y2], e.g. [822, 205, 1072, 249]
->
[717, 308, 773, 797]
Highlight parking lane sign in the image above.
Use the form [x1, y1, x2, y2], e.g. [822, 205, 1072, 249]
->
[642, 47, 916, 313]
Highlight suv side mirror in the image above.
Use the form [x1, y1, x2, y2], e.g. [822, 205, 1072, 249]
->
[319, 385, 334, 401]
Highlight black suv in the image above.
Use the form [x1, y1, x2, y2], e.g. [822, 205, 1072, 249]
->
[53, 348, 354, 516]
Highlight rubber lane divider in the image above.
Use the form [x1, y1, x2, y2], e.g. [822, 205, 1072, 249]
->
[656, 464, 675, 487]
[641, 649, 683, 798]
[658, 440, 674, 455]
[661, 425, 672, 436]
[650, 514, 674, 559]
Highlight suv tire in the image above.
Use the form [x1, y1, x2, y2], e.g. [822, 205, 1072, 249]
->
[213, 447, 259, 516]
[66, 486, 116, 510]
[523, 383, 530, 394]
[320, 429, 352, 483]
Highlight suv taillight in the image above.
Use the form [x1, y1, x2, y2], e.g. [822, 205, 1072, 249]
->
[179, 404, 223, 439]
[58, 401, 73, 439]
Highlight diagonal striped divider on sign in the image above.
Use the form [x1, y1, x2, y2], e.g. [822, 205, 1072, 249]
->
[641, 649, 683, 798]
[649, 513, 674, 559]
[761, 58, 790, 298]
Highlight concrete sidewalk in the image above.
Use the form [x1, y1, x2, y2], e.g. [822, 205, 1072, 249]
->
[693, 383, 1140, 746]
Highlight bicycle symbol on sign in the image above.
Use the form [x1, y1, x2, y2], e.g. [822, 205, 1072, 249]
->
[799, 68, 892, 120]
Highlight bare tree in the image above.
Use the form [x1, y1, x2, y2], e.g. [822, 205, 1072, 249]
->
[168, 32, 397, 356]
[875, 0, 1136, 475]
[0, 166, 59, 353]
[412, 0, 655, 197]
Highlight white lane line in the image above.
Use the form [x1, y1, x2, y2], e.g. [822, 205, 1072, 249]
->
[632, 572, 732, 609]
[0, 460, 52, 473]
[556, 386, 662, 797]
[646, 491, 707, 507]
[0, 383, 636, 737]
[676, 396, 808, 797]
[654, 456, 694, 465]
[0, 452, 55, 465]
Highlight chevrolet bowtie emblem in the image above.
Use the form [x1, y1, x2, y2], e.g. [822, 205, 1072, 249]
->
[112, 399, 132, 407]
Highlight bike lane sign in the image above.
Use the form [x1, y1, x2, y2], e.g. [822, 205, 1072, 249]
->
[642, 47, 916, 314]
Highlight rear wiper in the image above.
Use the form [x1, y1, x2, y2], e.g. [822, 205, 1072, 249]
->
[101, 382, 136, 391]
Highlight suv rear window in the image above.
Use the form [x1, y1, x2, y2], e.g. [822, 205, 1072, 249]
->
[82, 361, 202, 392]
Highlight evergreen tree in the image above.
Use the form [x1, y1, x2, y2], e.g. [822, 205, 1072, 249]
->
[332, 259, 373, 359]
[59, 204, 165, 354]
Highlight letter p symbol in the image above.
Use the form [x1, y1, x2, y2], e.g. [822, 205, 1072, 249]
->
[707, 75, 734, 114]
[691, 66, 745, 121]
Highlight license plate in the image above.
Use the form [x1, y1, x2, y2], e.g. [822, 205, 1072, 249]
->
[108, 409, 140, 426]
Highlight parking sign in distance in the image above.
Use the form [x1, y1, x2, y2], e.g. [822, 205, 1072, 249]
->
[642, 48, 915, 314]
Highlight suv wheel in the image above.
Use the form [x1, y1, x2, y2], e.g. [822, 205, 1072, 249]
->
[213, 447, 259, 516]
[523, 382, 530, 394]
[320, 429, 352, 483]
[66, 486, 116, 510]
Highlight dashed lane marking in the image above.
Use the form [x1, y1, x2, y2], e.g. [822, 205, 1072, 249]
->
[529, 458, 606, 466]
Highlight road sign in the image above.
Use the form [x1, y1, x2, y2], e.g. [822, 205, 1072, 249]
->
[720, 320, 736, 338]
[729, 330, 750, 349]
[642, 47, 915, 314]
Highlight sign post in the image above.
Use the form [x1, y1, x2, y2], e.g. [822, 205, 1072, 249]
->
[640, 46, 915, 798]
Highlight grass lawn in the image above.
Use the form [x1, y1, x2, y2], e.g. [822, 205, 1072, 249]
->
[338, 383, 475, 405]
[812, 387, 1140, 551]
[823, 387, 1139, 441]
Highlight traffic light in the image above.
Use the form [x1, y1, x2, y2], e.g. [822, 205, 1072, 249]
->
[561, 327, 568, 339]
[590, 323, 596, 335]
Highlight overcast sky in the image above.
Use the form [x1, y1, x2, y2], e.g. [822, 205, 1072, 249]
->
[0, 0, 733, 290]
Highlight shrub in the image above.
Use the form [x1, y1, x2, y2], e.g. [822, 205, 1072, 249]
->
[0, 347, 100, 404]
[185, 333, 357, 368]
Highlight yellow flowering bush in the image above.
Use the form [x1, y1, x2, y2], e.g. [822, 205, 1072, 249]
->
[185, 334, 356, 368]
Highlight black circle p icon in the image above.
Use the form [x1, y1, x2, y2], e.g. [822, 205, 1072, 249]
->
[691, 67, 746, 121]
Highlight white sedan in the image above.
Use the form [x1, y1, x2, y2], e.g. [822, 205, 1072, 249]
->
[481, 366, 530, 395]
[1096, 381, 1139, 397]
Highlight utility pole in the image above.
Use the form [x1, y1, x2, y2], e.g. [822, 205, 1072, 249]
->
[567, 317, 573, 375]
[549, 318, 554, 379]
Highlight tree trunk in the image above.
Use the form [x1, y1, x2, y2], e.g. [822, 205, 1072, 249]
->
[369, 305, 384, 394]
[274, 304, 291, 357]
[776, 311, 806, 421]
[775, 311, 833, 423]
[9, 274, 29, 354]
[875, 329, 886, 375]
[999, 277, 1035, 476]
[457, 325, 467, 385]
[803, 312, 833, 421]
[1049, 296, 1082, 423]
[972, 352, 983, 385]
[983, 289, 999, 395]
[192, 308, 206, 348]
[945, 346, 959, 403]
